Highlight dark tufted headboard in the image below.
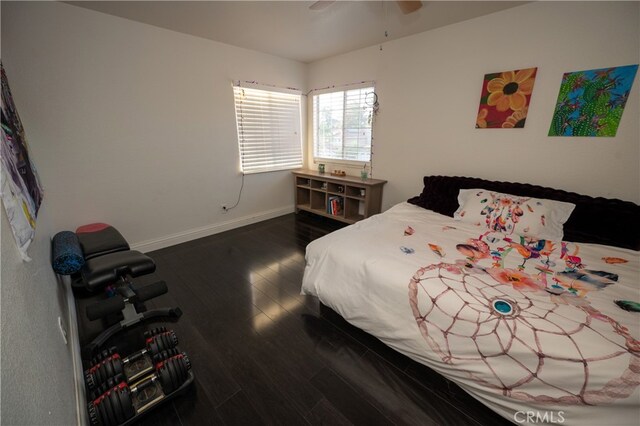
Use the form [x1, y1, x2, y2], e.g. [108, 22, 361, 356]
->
[408, 175, 640, 250]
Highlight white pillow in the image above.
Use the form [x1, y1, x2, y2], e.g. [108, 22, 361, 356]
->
[453, 188, 575, 241]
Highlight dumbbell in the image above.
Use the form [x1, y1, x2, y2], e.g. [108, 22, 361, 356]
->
[88, 327, 176, 367]
[88, 353, 191, 426]
[85, 329, 179, 397]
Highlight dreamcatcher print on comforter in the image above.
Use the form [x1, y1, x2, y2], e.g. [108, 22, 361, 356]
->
[409, 233, 639, 407]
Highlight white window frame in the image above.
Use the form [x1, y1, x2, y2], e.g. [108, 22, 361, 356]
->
[233, 83, 303, 174]
[312, 84, 375, 165]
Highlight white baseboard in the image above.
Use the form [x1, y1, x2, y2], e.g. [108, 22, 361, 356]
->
[131, 205, 295, 253]
[64, 206, 292, 424]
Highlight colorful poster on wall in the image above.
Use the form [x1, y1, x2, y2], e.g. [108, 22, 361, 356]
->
[548, 64, 638, 137]
[1, 63, 44, 261]
[475, 67, 537, 129]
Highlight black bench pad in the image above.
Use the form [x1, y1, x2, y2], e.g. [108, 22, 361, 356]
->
[81, 250, 155, 290]
[76, 224, 130, 260]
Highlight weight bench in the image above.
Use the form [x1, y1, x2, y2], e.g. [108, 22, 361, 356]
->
[52, 223, 182, 358]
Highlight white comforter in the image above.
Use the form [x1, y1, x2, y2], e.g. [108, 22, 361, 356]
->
[302, 202, 640, 425]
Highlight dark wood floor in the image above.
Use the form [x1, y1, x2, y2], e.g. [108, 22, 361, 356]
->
[76, 212, 513, 426]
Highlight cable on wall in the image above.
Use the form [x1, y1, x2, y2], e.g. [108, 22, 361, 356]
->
[225, 84, 247, 213]
[365, 91, 379, 178]
[224, 172, 245, 212]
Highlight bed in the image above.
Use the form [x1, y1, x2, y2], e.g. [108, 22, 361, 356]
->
[301, 176, 640, 425]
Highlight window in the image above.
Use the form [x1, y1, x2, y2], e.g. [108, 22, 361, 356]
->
[313, 86, 374, 162]
[233, 85, 302, 174]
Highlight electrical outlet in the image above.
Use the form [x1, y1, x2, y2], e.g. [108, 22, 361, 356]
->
[58, 316, 68, 345]
[221, 204, 228, 213]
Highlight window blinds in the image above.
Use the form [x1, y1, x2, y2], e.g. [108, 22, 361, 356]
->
[233, 85, 302, 174]
[313, 87, 374, 162]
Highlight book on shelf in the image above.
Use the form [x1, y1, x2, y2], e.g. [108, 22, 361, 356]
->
[327, 196, 343, 216]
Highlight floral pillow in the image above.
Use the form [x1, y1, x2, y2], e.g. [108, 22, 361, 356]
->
[453, 189, 576, 241]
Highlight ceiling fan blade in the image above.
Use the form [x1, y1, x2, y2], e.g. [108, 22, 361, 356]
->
[309, 1, 336, 11]
[396, 1, 423, 14]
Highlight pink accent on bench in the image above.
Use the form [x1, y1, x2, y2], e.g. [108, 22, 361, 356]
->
[76, 223, 111, 233]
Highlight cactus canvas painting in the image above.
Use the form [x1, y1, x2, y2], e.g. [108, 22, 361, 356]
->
[475, 67, 537, 129]
[549, 65, 638, 137]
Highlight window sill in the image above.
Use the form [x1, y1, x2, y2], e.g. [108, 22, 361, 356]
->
[242, 165, 303, 175]
[312, 158, 370, 168]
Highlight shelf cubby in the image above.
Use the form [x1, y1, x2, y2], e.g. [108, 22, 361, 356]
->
[296, 176, 311, 188]
[327, 182, 345, 195]
[293, 169, 387, 225]
[346, 186, 365, 199]
[310, 179, 325, 190]
[310, 190, 326, 211]
[296, 186, 310, 209]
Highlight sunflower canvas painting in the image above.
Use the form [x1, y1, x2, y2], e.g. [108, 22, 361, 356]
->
[475, 67, 537, 129]
[548, 65, 638, 137]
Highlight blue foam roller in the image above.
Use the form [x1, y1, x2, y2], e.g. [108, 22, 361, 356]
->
[52, 231, 85, 275]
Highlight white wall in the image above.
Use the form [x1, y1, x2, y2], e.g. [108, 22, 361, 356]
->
[2, 1, 307, 250]
[1, 6, 78, 424]
[307, 1, 640, 207]
[1, 1, 307, 424]
[1, 204, 78, 425]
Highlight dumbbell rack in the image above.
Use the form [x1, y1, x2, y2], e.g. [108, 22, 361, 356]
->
[51, 223, 194, 425]
[85, 327, 194, 426]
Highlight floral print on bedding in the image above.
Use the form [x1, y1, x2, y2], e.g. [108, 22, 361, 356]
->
[302, 203, 639, 424]
[409, 229, 638, 406]
[453, 189, 575, 241]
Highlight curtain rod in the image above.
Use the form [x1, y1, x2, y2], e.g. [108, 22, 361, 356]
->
[233, 79, 375, 96]
[305, 80, 375, 96]
[233, 80, 302, 93]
